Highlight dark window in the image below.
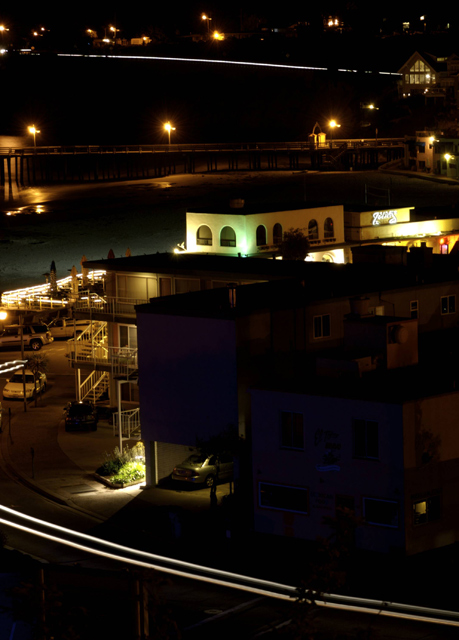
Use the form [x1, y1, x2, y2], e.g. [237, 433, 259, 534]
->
[281, 411, 304, 450]
[324, 217, 334, 238]
[353, 419, 378, 459]
[313, 314, 331, 339]
[363, 498, 399, 528]
[308, 219, 318, 240]
[273, 223, 283, 244]
[410, 300, 418, 319]
[413, 495, 441, 525]
[220, 226, 236, 247]
[259, 482, 308, 514]
[441, 295, 455, 315]
[256, 225, 267, 246]
[196, 225, 212, 246]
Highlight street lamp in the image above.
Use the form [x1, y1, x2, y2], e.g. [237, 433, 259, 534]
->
[329, 120, 341, 146]
[444, 153, 458, 179]
[201, 13, 212, 33]
[164, 122, 176, 145]
[28, 125, 40, 147]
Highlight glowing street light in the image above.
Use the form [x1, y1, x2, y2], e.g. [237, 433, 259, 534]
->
[28, 125, 40, 147]
[201, 13, 212, 33]
[328, 120, 341, 145]
[212, 31, 224, 41]
[164, 122, 176, 145]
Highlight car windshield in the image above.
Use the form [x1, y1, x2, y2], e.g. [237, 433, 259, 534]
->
[10, 374, 35, 384]
[69, 404, 93, 415]
[184, 454, 207, 466]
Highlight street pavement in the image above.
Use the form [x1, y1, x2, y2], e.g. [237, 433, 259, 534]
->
[0, 343, 233, 540]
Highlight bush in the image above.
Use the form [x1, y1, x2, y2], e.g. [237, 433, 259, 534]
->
[96, 443, 146, 482]
[111, 460, 145, 484]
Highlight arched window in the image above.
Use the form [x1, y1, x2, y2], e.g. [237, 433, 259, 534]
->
[308, 219, 318, 240]
[220, 226, 236, 247]
[196, 225, 212, 246]
[273, 223, 283, 244]
[324, 217, 334, 238]
[256, 225, 267, 246]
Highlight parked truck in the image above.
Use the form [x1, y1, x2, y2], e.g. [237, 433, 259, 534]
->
[47, 317, 91, 339]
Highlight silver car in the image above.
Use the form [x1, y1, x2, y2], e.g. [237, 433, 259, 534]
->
[172, 453, 233, 488]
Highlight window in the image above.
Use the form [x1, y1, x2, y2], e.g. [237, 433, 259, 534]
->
[410, 300, 418, 319]
[196, 225, 212, 246]
[280, 411, 304, 450]
[413, 495, 441, 526]
[308, 219, 318, 240]
[313, 314, 330, 339]
[363, 497, 399, 528]
[175, 278, 200, 294]
[119, 325, 137, 350]
[273, 223, 283, 244]
[441, 295, 455, 315]
[259, 482, 308, 514]
[256, 225, 267, 246]
[353, 419, 378, 459]
[324, 217, 334, 238]
[220, 226, 236, 247]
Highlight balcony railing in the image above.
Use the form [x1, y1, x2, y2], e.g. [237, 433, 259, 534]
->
[68, 342, 138, 377]
[74, 292, 149, 318]
[113, 407, 141, 439]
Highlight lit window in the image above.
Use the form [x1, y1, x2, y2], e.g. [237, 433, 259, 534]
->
[259, 482, 308, 514]
[353, 419, 378, 459]
[308, 219, 318, 240]
[256, 225, 267, 246]
[196, 225, 212, 246]
[324, 217, 334, 238]
[313, 314, 330, 339]
[413, 495, 441, 525]
[363, 497, 399, 528]
[280, 411, 304, 450]
[273, 223, 283, 244]
[220, 226, 236, 247]
[441, 295, 455, 315]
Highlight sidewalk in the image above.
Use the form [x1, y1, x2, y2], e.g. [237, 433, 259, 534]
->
[0, 373, 233, 527]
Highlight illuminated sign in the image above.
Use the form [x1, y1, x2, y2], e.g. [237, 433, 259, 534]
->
[373, 210, 397, 225]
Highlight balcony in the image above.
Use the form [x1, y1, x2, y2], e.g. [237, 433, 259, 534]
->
[68, 342, 138, 377]
[74, 291, 149, 319]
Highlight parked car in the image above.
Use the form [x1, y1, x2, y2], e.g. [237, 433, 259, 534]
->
[0, 324, 53, 351]
[64, 401, 98, 432]
[172, 453, 233, 488]
[3, 370, 47, 400]
[47, 317, 91, 339]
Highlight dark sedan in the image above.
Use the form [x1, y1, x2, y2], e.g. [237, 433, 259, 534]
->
[64, 401, 98, 432]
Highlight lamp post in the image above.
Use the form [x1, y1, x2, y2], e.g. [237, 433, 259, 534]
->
[329, 120, 340, 147]
[444, 154, 458, 179]
[164, 122, 176, 145]
[201, 13, 211, 34]
[28, 125, 40, 148]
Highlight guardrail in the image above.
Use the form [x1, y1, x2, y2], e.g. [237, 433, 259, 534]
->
[74, 293, 149, 318]
[0, 138, 405, 156]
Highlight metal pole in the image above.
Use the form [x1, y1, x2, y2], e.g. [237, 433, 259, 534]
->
[20, 316, 27, 412]
[117, 378, 123, 454]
